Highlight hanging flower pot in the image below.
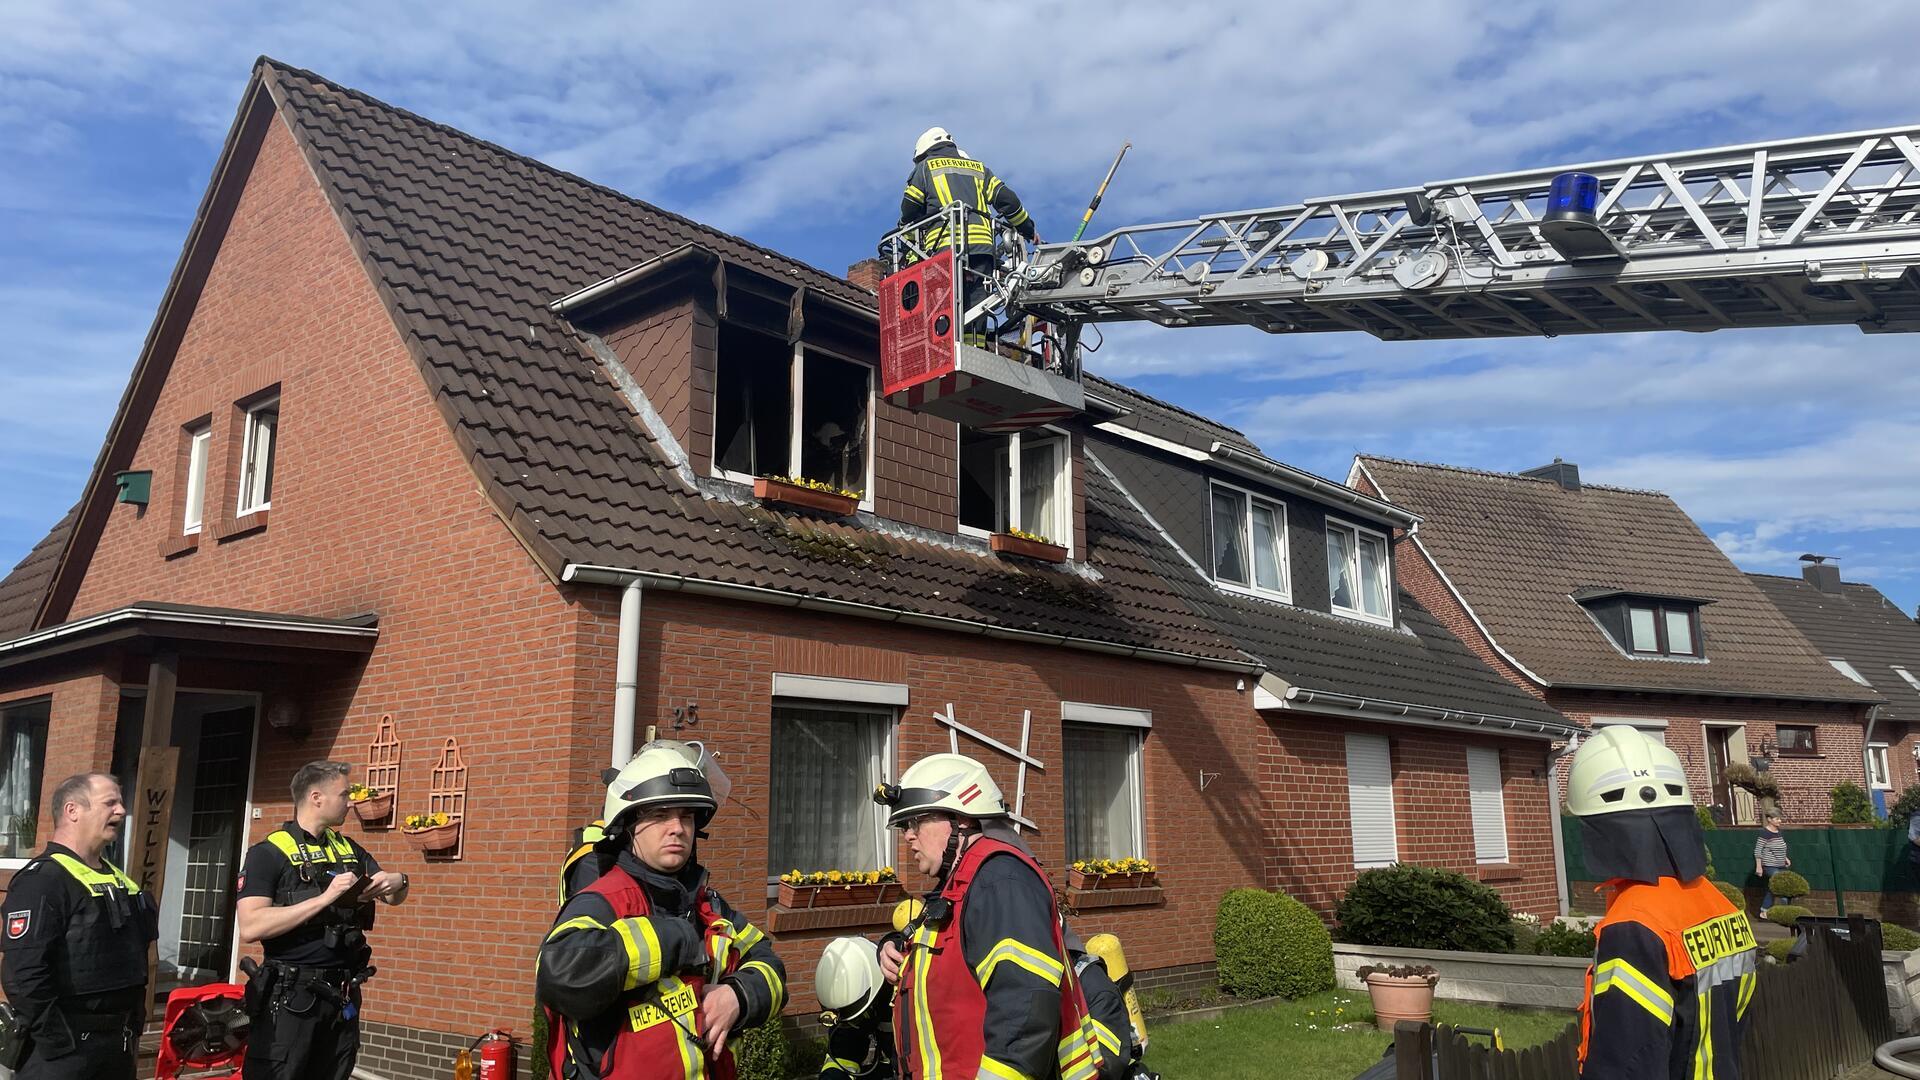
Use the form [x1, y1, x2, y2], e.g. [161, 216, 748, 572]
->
[401, 813, 460, 853]
[1358, 964, 1439, 1032]
[350, 792, 394, 823]
[754, 477, 860, 516]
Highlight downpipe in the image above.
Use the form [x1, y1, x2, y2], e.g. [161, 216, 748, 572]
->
[612, 579, 643, 767]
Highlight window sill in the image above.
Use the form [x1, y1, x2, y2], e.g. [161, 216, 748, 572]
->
[161, 532, 200, 559]
[1775, 752, 1825, 760]
[1330, 606, 1394, 629]
[1061, 884, 1165, 911]
[1476, 863, 1525, 883]
[218, 509, 270, 542]
[765, 902, 900, 934]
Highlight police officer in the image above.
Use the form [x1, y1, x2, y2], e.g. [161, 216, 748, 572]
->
[236, 760, 410, 1080]
[0, 772, 157, 1079]
[538, 739, 786, 1080]
[897, 127, 1039, 347]
[1570, 726, 1757, 1080]
[874, 753, 1103, 1080]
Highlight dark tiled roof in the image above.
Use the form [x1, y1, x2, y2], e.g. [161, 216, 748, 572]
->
[1751, 573, 1920, 723]
[260, 60, 1245, 665]
[1084, 373, 1261, 455]
[0, 506, 78, 643]
[1356, 456, 1878, 703]
[1085, 456, 1568, 729]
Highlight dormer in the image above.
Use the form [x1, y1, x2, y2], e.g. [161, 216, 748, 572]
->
[1574, 588, 1711, 658]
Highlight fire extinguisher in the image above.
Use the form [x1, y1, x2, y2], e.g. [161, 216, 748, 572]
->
[455, 1028, 514, 1080]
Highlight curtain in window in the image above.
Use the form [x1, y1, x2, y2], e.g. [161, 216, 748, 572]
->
[1020, 438, 1062, 541]
[1356, 533, 1387, 616]
[1327, 526, 1355, 608]
[0, 706, 47, 860]
[1212, 489, 1248, 584]
[1250, 502, 1284, 592]
[1064, 724, 1139, 861]
[767, 705, 888, 874]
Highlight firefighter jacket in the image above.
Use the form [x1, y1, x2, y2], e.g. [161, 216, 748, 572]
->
[821, 985, 895, 1080]
[1578, 876, 1758, 1080]
[538, 851, 786, 1080]
[893, 837, 1102, 1080]
[899, 155, 1036, 254]
[1071, 953, 1132, 1080]
[0, 843, 157, 1052]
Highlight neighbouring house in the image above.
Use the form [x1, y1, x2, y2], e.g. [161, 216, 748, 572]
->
[1751, 556, 1920, 812]
[0, 58, 1574, 1078]
[1350, 456, 1883, 827]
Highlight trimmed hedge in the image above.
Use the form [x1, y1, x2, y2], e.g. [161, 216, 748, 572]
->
[1531, 923, 1596, 957]
[1884, 924, 1920, 952]
[1767, 870, 1810, 900]
[1766, 904, 1812, 927]
[1711, 880, 1745, 912]
[734, 1021, 825, 1080]
[1765, 938, 1795, 963]
[1214, 887, 1336, 998]
[1335, 865, 1516, 954]
[1832, 782, 1876, 825]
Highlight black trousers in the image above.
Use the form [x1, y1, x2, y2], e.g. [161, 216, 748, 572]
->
[16, 1025, 136, 1080]
[242, 982, 360, 1080]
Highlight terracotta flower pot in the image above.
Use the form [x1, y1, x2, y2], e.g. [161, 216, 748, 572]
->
[754, 478, 859, 517]
[990, 532, 1067, 563]
[1364, 973, 1437, 1032]
[1067, 868, 1156, 890]
[777, 881, 904, 909]
[350, 793, 394, 822]
[402, 822, 461, 852]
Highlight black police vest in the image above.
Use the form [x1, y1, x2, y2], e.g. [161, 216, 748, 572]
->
[263, 827, 370, 954]
[43, 853, 156, 997]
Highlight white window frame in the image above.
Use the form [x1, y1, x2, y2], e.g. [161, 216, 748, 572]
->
[712, 340, 876, 512]
[236, 396, 277, 516]
[1828, 658, 1872, 686]
[183, 425, 212, 535]
[1345, 732, 1398, 869]
[1595, 716, 1668, 746]
[1326, 516, 1393, 627]
[763, 695, 899, 887]
[1207, 480, 1291, 602]
[1869, 743, 1893, 790]
[1060, 702, 1149, 862]
[957, 426, 1072, 551]
[0, 697, 51, 869]
[1892, 666, 1920, 694]
[1465, 746, 1510, 864]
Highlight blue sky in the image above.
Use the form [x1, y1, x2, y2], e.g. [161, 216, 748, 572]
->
[4, 1, 1919, 615]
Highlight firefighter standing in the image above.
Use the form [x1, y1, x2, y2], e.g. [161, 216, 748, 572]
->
[816, 936, 894, 1080]
[897, 127, 1039, 347]
[1570, 726, 1757, 1080]
[0, 772, 157, 1079]
[873, 753, 1102, 1080]
[538, 740, 786, 1079]
[236, 761, 409, 1080]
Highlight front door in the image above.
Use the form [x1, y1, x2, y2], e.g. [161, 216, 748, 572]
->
[1706, 726, 1736, 824]
[148, 695, 258, 989]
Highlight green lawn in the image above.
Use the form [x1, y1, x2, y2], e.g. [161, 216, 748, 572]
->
[1142, 991, 1577, 1080]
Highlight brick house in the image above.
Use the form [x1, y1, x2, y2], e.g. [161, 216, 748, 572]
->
[0, 59, 1572, 1077]
[1751, 557, 1920, 810]
[1350, 456, 1883, 827]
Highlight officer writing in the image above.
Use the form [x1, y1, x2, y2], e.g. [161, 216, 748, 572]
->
[236, 760, 409, 1080]
[0, 772, 157, 1079]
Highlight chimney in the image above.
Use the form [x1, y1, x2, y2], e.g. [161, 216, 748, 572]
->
[1521, 458, 1581, 492]
[1800, 554, 1843, 593]
[846, 258, 885, 294]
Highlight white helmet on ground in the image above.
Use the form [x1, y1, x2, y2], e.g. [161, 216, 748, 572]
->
[873, 752, 1007, 826]
[815, 936, 885, 1024]
[1567, 725, 1691, 817]
[914, 126, 955, 159]
[602, 739, 729, 831]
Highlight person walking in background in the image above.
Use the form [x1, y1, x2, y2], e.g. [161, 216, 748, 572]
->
[1754, 813, 1790, 917]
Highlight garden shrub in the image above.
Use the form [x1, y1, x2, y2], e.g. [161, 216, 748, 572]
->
[734, 1021, 806, 1080]
[1832, 782, 1876, 824]
[1335, 864, 1516, 954]
[1694, 803, 1717, 830]
[1214, 887, 1336, 998]
[530, 1005, 549, 1080]
[1765, 904, 1812, 927]
[1530, 923, 1596, 957]
[1711, 880, 1745, 912]
[1765, 938, 1795, 963]
[1883, 924, 1920, 952]
[1889, 786, 1920, 829]
[1767, 870, 1809, 900]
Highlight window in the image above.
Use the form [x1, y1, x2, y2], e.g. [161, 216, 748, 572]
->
[958, 427, 1069, 545]
[1597, 717, 1669, 746]
[237, 397, 277, 515]
[1776, 725, 1817, 755]
[1896, 667, 1920, 694]
[1623, 602, 1700, 657]
[1345, 733, 1397, 868]
[714, 327, 872, 498]
[1063, 722, 1144, 862]
[1465, 747, 1509, 864]
[1327, 519, 1391, 624]
[0, 700, 49, 862]
[1209, 483, 1289, 599]
[183, 425, 211, 534]
[1869, 744, 1893, 790]
[1829, 658, 1872, 686]
[766, 703, 893, 876]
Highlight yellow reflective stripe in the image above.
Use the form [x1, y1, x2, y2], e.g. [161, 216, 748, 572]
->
[905, 184, 924, 200]
[973, 939, 1065, 988]
[672, 1005, 706, 1080]
[1694, 988, 1711, 1080]
[1593, 958, 1674, 1024]
[1006, 208, 1030, 227]
[733, 922, 766, 952]
[979, 1056, 1030, 1080]
[1089, 1018, 1122, 1057]
[830, 1058, 863, 1074]
[987, 177, 1002, 199]
[545, 915, 606, 942]
[742, 958, 786, 1015]
[933, 173, 955, 207]
[46, 854, 140, 894]
[1736, 970, 1756, 1019]
[1057, 1031, 1099, 1080]
[910, 926, 943, 1080]
[612, 917, 663, 990]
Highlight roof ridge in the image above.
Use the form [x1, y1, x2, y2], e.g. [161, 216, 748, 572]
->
[1085, 371, 1252, 440]
[254, 56, 868, 301]
[1355, 453, 1667, 497]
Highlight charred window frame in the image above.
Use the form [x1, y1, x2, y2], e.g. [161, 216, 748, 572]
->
[713, 325, 872, 502]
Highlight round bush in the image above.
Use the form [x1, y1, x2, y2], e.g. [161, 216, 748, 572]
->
[1335, 865, 1516, 954]
[1711, 880, 1745, 912]
[1766, 904, 1812, 927]
[1768, 871, 1810, 900]
[732, 1021, 799, 1080]
[1765, 938, 1795, 963]
[1530, 923, 1596, 957]
[1889, 786, 1920, 829]
[1832, 782, 1875, 825]
[1883, 924, 1920, 952]
[1214, 887, 1336, 998]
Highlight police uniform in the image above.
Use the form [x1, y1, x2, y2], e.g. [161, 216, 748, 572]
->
[538, 849, 786, 1080]
[236, 822, 386, 1080]
[0, 842, 157, 1079]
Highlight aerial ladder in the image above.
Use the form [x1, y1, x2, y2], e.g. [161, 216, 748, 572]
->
[876, 123, 1920, 430]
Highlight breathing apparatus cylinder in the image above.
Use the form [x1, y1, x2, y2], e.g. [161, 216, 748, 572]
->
[1086, 933, 1148, 1051]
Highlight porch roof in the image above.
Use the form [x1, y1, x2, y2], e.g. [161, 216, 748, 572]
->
[0, 602, 378, 672]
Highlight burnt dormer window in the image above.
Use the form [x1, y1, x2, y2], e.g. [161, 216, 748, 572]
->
[1575, 590, 1707, 658]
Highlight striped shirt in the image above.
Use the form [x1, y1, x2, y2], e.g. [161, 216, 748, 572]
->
[1754, 830, 1789, 868]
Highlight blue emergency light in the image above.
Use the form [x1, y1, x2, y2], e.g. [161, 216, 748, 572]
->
[1546, 172, 1601, 221]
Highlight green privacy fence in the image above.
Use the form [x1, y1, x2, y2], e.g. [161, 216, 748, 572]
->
[1561, 818, 1920, 904]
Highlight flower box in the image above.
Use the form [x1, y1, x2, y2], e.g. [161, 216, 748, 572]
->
[402, 821, 461, 853]
[350, 792, 394, 823]
[778, 881, 906, 910]
[754, 477, 859, 517]
[990, 532, 1067, 563]
[1067, 868, 1157, 891]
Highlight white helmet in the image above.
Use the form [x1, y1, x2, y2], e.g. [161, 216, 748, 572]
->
[873, 752, 1007, 826]
[914, 126, 955, 159]
[1567, 726, 1691, 817]
[603, 739, 729, 831]
[815, 936, 885, 1023]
